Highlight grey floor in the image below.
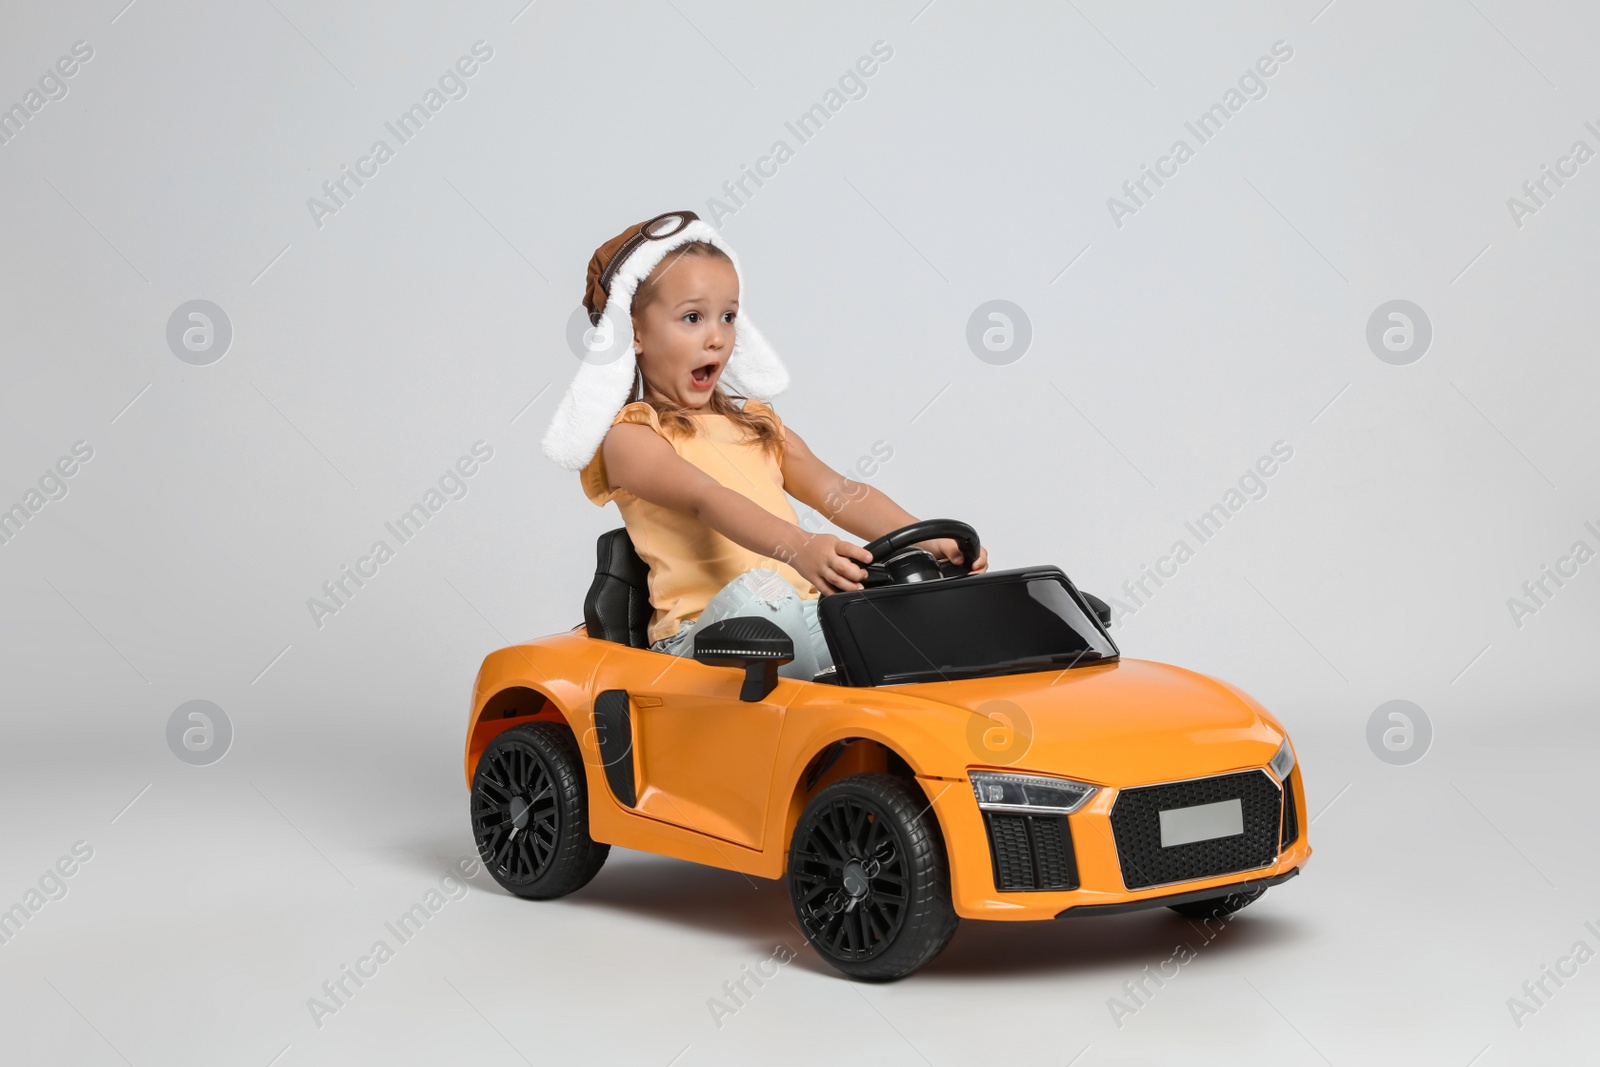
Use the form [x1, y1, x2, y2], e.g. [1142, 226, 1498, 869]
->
[4, 682, 1595, 1065]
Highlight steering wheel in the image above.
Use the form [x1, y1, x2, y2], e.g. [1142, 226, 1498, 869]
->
[858, 519, 981, 587]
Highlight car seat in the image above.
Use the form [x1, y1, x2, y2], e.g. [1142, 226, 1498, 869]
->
[583, 528, 651, 648]
[582, 527, 843, 682]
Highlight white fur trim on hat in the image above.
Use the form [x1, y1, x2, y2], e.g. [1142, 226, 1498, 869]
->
[541, 219, 789, 470]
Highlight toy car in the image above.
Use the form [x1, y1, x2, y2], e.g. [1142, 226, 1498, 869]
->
[464, 519, 1310, 980]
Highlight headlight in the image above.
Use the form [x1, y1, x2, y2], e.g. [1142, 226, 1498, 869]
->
[1269, 738, 1295, 781]
[969, 771, 1098, 815]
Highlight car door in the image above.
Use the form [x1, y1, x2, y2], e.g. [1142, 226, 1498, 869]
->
[595, 651, 789, 850]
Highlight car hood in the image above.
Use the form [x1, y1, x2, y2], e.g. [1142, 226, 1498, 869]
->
[890, 657, 1284, 786]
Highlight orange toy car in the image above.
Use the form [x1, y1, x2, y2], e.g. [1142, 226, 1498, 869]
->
[464, 520, 1310, 980]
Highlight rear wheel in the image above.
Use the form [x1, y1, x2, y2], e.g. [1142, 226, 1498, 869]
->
[471, 723, 608, 899]
[1167, 884, 1267, 921]
[788, 773, 957, 981]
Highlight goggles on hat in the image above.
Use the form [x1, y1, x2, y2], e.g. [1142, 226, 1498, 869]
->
[592, 210, 700, 325]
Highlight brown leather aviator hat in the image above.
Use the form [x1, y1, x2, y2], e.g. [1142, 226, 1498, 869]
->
[542, 210, 790, 470]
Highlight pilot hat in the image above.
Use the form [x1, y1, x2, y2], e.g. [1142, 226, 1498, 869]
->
[540, 210, 790, 470]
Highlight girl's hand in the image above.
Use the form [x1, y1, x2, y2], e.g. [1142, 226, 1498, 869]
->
[792, 533, 874, 595]
[919, 537, 988, 575]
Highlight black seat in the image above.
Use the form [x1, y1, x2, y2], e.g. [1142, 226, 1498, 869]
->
[583, 527, 844, 682]
[583, 528, 652, 648]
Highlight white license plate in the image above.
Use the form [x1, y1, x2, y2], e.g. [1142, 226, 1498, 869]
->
[1159, 798, 1244, 847]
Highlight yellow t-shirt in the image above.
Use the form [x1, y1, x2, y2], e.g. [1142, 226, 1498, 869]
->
[580, 397, 819, 645]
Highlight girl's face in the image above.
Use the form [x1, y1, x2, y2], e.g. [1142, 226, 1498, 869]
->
[631, 252, 739, 409]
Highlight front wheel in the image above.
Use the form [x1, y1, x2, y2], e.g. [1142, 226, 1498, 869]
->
[470, 723, 609, 899]
[788, 773, 958, 981]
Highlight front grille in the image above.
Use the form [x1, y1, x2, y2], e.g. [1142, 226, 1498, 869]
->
[1280, 773, 1299, 849]
[1110, 770, 1281, 889]
[984, 813, 1079, 891]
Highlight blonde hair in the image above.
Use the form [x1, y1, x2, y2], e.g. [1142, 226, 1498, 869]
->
[630, 241, 781, 457]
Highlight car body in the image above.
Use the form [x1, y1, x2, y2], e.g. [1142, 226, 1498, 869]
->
[464, 524, 1310, 978]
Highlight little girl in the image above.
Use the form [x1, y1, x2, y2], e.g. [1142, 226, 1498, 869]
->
[542, 210, 986, 681]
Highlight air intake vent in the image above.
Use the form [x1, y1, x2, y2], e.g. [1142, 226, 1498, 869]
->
[1280, 773, 1299, 849]
[984, 813, 1079, 892]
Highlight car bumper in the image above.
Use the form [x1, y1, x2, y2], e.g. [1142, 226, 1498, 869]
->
[1054, 866, 1300, 918]
[922, 766, 1312, 922]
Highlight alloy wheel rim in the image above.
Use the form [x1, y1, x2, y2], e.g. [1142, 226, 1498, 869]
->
[791, 795, 908, 961]
[472, 741, 559, 883]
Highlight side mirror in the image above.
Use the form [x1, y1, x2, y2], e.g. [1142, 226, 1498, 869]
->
[1083, 592, 1113, 628]
[693, 616, 794, 702]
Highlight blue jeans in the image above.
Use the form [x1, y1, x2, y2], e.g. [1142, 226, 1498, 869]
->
[650, 568, 834, 681]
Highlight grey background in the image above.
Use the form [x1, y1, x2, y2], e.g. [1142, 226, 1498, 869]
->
[2, 0, 1597, 1063]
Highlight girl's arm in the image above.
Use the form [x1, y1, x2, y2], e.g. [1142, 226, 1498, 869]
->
[779, 426, 989, 573]
[602, 423, 874, 594]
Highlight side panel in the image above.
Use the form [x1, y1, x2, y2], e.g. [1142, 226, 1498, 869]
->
[479, 638, 791, 878]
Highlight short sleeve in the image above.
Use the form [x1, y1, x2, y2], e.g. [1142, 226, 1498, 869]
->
[739, 398, 787, 464]
[580, 402, 663, 506]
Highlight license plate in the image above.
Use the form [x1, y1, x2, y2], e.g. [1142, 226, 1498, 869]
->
[1159, 798, 1244, 847]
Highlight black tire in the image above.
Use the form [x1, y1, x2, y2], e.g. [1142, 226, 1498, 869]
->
[788, 773, 958, 981]
[1167, 884, 1267, 921]
[471, 722, 609, 899]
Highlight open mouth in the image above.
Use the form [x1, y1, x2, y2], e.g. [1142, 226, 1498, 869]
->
[690, 362, 719, 388]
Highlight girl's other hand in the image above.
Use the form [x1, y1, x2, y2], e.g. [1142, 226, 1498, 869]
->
[793, 533, 874, 595]
[920, 537, 988, 575]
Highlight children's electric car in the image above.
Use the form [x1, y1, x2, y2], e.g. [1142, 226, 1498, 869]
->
[464, 519, 1310, 980]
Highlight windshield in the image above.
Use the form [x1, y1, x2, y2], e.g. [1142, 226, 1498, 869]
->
[829, 570, 1119, 686]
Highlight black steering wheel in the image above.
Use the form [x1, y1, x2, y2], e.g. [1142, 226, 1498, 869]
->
[858, 519, 981, 587]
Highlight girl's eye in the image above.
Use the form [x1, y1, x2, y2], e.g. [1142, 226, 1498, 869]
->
[722, 311, 736, 323]
[683, 312, 699, 323]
